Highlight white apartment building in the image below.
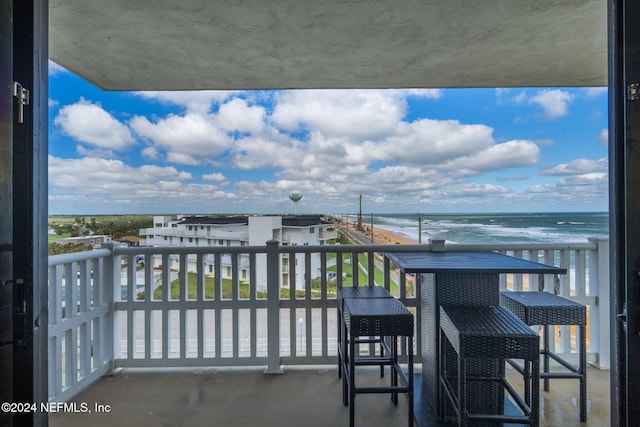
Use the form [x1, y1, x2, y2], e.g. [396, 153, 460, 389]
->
[53, 234, 112, 249]
[139, 215, 337, 291]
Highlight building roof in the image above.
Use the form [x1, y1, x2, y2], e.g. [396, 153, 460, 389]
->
[176, 215, 331, 228]
[282, 216, 333, 227]
[49, 0, 606, 91]
[178, 216, 249, 226]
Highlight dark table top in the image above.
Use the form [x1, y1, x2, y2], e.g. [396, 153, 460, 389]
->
[385, 251, 567, 274]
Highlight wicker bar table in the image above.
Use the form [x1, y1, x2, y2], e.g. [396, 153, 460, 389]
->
[384, 251, 566, 423]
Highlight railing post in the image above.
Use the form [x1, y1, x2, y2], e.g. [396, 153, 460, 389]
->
[589, 237, 610, 368]
[265, 239, 283, 374]
[430, 239, 445, 252]
[102, 242, 120, 371]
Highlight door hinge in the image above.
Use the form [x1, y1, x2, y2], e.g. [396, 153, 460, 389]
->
[627, 83, 640, 101]
[13, 81, 30, 123]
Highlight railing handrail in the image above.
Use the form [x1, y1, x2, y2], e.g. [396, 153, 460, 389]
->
[48, 247, 112, 266]
[48, 240, 603, 264]
[114, 245, 268, 255]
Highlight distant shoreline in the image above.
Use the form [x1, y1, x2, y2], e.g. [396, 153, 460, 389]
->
[337, 218, 419, 245]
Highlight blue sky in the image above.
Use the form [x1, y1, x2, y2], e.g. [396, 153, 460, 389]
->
[48, 61, 608, 215]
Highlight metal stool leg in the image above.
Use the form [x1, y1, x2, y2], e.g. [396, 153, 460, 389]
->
[438, 328, 447, 423]
[458, 356, 466, 427]
[349, 334, 356, 427]
[579, 324, 587, 422]
[532, 357, 540, 427]
[380, 335, 385, 378]
[408, 335, 414, 427]
[337, 303, 342, 379]
[342, 320, 348, 406]
[391, 336, 398, 405]
[543, 324, 550, 392]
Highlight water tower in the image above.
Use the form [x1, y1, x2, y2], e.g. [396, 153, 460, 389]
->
[289, 191, 303, 214]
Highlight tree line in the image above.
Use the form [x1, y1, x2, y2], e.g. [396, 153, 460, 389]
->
[49, 217, 153, 255]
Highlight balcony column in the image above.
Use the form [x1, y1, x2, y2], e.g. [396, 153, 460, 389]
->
[590, 237, 611, 368]
[265, 239, 283, 374]
[101, 241, 121, 371]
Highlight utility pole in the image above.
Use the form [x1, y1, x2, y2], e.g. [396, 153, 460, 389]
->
[371, 213, 374, 244]
[357, 194, 363, 231]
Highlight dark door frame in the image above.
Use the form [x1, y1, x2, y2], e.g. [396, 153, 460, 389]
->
[0, 1, 15, 424]
[10, 1, 48, 426]
[610, 0, 640, 425]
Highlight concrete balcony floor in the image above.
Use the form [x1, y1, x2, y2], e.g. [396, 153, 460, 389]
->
[50, 364, 610, 427]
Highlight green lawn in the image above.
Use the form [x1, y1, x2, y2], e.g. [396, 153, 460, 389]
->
[149, 272, 338, 300]
[48, 233, 71, 242]
[49, 214, 154, 224]
[326, 252, 402, 295]
[151, 272, 257, 300]
[143, 248, 407, 300]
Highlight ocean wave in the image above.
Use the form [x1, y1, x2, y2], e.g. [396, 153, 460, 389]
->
[371, 213, 606, 244]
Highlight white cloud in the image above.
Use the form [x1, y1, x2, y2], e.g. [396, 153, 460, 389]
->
[495, 88, 527, 105]
[529, 89, 575, 120]
[585, 87, 608, 98]
[556, 173, 608, 187]
[214, 98, 266, 134]
[48, 60, 67, 76]
[439, 140, 540, 174]
[166, 152, 202, 165]
[135, 91, 239, 114]
[130, 112, 233, 165]
[54, 99, 134, 151]
[203, 172, 226, 182]
[496, 175, 529, 182]
[49, 99, 59, 108]
[49, 156, 192, 188]
[540, 158, 608, 176]
[76, 145, 115, 158]
[48, 156, 245, 212]
[141, 146, 160, 160]
[232, 135, 304, 170]
[599, 129, 609, 145]
[525, 172, 608, 207]
[440, 183, 509, 198]
[271, 90, 406, 139]
[130, 97, 270, 165]
[397, 89, 444, 99]
[385, 119, 496, 165]
[362, 166, 450, 195]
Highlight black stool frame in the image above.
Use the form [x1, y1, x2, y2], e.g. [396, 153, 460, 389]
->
[439, 305, 540, 427]
[337, 285, 393, 380]
[342, 297, 414, 427]
[500, 291, 587, 422]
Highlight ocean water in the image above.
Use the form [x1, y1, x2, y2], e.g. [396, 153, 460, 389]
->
[353, 212, 609, 244]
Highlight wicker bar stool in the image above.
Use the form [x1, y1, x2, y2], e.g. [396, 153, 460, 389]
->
[337, 286, 393, 380]
[439, 305, 540, 426]
[342, 297, 414, 427]
[500, 291, 587, 422]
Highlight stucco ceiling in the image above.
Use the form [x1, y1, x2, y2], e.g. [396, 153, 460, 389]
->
[49, 0, 607, 91]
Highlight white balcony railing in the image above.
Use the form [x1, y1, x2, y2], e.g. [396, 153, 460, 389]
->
[47, 237, 609, 403]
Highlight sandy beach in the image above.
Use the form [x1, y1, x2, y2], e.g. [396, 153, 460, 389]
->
[338, 218, 419, 245]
